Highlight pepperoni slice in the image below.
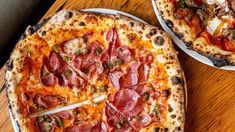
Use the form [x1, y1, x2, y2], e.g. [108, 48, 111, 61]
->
[82, 32, 94, 43]
[112, 89, 140, 112]
[130, 114, 152, 130]
[116, 45, 132, 63]
[55, 111, 73, 119]
[66, 124, 92, 132]
[41, 64, 56, 87]
[105, 104, 131, 131]
[90, 121, 107, 132]
[65, 121, 106, 132]
[110, 89, 144, 118]
[108, 68, 125, 89]
[120, 61, 140, 88]
[72, 41, 104, 81]
[33, 94, 65, 109]
[57, 63, 84, 88]
[106, 29, 114, 42]
[138, 64, 149, 83]
[45, 52, 61, 72]
[37, 121, 55, 132]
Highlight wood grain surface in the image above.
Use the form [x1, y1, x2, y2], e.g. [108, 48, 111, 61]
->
[0, 0, 235, 131]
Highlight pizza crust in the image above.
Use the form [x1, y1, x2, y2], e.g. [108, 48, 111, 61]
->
[6, 26, 42, 132]
[37, 10, 116, 47]
[193, 37, 235, 66]
[154, 0, 235, 67]
[115, 14, 186, 131]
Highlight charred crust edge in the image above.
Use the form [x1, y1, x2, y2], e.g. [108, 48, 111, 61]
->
[173, 31, 183, 39]
[6, 59, 14, 71]
[5, 83, 22, 132]
[19, 17, 50, 40]
[32, 17, 50, 32]
[207, 56, 230, 67]
[164, 19, 173, 29]
[171, 76, 182, 85]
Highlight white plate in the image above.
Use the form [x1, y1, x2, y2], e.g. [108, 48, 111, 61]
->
[151, 0, 235, 71]
[10, 8, 188, 132]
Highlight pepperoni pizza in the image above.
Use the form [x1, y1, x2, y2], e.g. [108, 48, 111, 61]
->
[6, 10, 186, 132]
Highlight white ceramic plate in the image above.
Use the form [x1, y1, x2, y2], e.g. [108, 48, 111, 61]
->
[10, 8, 188, 131]
[151, 0, 235, 71]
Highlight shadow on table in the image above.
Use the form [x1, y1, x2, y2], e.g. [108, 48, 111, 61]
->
[0, 0, 55, 67]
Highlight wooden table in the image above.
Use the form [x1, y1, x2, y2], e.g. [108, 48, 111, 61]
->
[0, 0, 235, 131]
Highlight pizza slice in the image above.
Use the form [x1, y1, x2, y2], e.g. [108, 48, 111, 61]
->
[155, 0, 235, 66]
[103, 15, 186, 131]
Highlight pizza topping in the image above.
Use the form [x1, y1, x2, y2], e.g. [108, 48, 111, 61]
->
[112, 89, 139, 112]
[176, 0, 186, 8]
[41, 64, 56, 87]
[54, 111, 73, 119]
[106, 29, 114, 42]
[130, 114, 152, 130]
[137, 64, 150, 83]
[127, 33, 137, 42]
[62, 38, 86, 55]
[37, 121, 54, 132]
[71, 41, 105, 81]
[66, 124, 92, 132]
[108, 68, 125, 89]
[82, 32, 94, 43]
[111, 89, 144, 118]
[53, 44, 61, 53]
[231, 0, 235, 12]
[105, 104, 131, 131]
[120, 61, 140, 88]
[143, 92, 150, 101]
[45, 52, 62, 72]
[96, 46, 103, 55]
[185, 0, 202, 7]
[90, 85, 96, 93]
[116, 45, 132, 63]
[65, 121, 107, 132]
[207, 17, 223, 35]
[57, 63, 84, 88]
[99, 85, 109, 92]
[33, 94, 66, 109]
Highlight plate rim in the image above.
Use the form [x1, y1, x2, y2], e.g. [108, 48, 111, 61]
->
[151, 0, 235, 71]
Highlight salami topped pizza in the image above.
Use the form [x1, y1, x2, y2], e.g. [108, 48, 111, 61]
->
[5, 10, 186, 132]
[155, 0, 235, 67]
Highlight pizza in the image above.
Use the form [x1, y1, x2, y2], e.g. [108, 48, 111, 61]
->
[5, 10, 186, 132]
[155, 0, 235, 67]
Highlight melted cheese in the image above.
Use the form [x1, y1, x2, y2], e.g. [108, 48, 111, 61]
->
[207, 17, 222, 35]
[206, 0, 225, 5]
[207, 0, 229, 12]
[207, 15, 234, 36]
